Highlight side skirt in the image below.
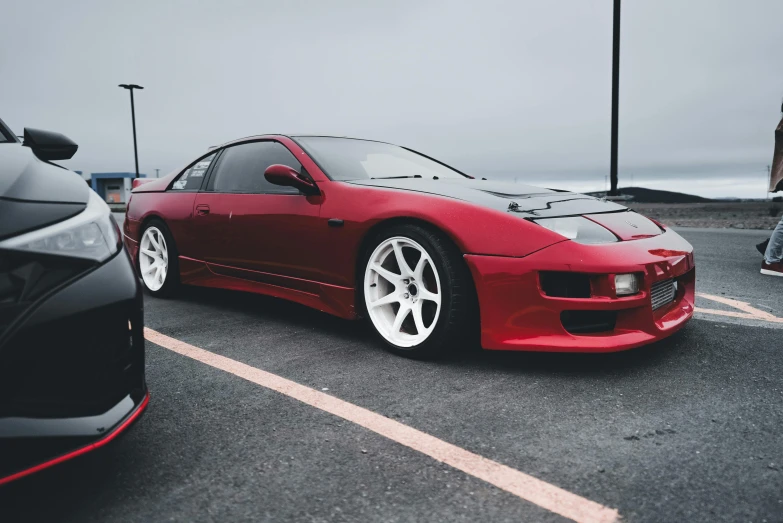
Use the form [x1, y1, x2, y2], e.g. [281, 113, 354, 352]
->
[178, 256, 358, 320]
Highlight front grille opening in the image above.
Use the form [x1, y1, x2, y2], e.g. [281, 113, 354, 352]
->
[651, 278, 677, 311]
[540, 272, 592, 298]
[0, 302, 140, 419]
[561, 310, 617, 334]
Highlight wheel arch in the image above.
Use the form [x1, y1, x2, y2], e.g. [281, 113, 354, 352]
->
[138, 213, 167, 233]
[355, 217, 462, 282]
[139, 213, 186, 251]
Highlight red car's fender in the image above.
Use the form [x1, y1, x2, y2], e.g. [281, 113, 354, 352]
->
[313, 181, 567, 287]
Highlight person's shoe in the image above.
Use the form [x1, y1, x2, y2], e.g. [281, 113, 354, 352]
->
[756, 239, 770, 255]
[761, 260, 783, 277]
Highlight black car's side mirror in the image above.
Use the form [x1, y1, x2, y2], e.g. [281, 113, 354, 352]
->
[264, 164, 320, 195]
[23, 128, 78, 161]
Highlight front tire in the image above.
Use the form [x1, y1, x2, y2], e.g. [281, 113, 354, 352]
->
[138, 219, 179, 298]
[360, 224, 472, 358]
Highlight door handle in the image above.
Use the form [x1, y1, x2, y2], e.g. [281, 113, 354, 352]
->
[196, 204, 210, 216]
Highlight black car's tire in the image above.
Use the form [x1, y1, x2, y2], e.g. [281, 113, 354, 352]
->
[359, 223, 474, 359]
[138, 218, 180, 298]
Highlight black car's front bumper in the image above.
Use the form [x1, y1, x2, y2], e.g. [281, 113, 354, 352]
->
[0, 248, 148, 485]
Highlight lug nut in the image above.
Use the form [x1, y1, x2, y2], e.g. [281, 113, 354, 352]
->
[403, 293, 409, 299]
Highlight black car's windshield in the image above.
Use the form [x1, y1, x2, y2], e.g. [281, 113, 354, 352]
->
[294, 136, 469, 181]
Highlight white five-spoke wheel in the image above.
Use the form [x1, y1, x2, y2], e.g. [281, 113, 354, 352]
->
[364, 236, 442, 348]
[139, 226, 169, 292]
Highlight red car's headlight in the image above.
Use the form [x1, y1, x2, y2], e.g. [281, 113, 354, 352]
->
[615, 273, 641, 296]
[533, 217, 619, 245]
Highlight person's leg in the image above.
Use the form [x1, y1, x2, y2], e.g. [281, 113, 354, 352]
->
[764, 215, 783, 264]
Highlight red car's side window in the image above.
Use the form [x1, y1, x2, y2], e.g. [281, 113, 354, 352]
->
[170, 152, 217, 192]
[207, 141, 303, 195]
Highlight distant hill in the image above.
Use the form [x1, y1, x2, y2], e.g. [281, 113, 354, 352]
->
[586, 187, 712, 204]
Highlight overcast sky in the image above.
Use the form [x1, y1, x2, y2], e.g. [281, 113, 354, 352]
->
[2, 0, 782, 198]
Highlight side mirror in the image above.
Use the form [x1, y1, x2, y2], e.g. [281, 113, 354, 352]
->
[264, 164, 319, 195]
[23, 128, 78, 161]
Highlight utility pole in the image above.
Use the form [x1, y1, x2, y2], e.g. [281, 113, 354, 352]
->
[118, 84, 144, 178]
[155, 168, 160, 178]
[609, 0, 621, 196]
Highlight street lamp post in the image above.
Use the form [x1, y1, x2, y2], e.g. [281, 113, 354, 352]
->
[609, 0, 621, 196]
[118, 84, 144, 178]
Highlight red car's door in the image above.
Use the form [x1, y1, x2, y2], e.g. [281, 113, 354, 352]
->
[164, 151, 220, 259]
[191, 140, 325, 287]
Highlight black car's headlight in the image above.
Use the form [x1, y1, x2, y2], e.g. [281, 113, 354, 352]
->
[0, 190, 121, 262]
[534, 216, 619, 245]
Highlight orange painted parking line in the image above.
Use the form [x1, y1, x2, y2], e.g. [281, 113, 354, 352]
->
[694, 308, 760, 320]
[144, 327, 619, 523]
[696, 293, 783, 323]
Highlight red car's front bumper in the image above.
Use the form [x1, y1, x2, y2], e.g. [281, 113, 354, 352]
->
[465, 229, 695, 352]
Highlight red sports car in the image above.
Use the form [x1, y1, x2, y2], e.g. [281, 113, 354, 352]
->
[124, 135, 695, 357]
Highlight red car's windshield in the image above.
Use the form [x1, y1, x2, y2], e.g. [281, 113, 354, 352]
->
[294, 136, 470, 181]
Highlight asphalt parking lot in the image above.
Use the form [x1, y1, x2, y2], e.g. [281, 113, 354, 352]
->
[2, 227, 782, 523]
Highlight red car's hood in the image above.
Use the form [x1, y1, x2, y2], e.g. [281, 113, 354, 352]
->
[346, 178, 628, 219]
[347, 178, 663, 240]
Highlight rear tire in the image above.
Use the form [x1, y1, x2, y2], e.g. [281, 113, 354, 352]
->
[359, 224, 472, 359]
[138, 218, 180, 298]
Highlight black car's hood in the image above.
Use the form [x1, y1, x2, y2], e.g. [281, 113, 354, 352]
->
[0, 145, 89, 240]
[345, 178, 628, 218]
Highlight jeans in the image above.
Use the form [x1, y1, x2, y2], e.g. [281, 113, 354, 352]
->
[766, 215, 783, 264]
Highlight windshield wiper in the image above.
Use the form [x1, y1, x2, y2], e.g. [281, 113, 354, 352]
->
[370, 175, 423, 180]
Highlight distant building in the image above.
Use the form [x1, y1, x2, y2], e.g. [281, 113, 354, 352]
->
[91, 172, 147, 204]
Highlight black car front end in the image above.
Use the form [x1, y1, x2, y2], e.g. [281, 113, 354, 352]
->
[0, 130, 147, 485]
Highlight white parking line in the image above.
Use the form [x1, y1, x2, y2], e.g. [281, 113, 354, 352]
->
[144, 327, 620, 523]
